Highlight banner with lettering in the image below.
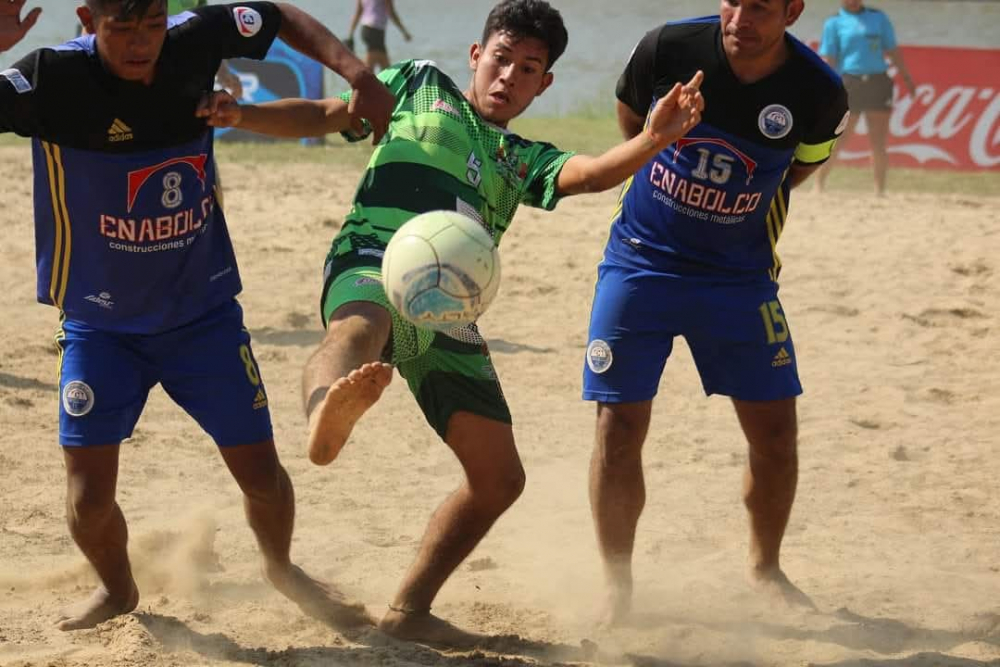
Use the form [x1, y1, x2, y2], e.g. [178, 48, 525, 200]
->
[834, 46, 1000, 171]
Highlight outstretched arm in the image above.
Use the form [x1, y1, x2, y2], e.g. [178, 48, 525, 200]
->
[346, 0, 362, 39]
[386, 0, 411, 42]
[198, 90, 352, 138]
[556, 71, 704, 196]
[0, 1, 41, 54]
[275, 2, 393, 141]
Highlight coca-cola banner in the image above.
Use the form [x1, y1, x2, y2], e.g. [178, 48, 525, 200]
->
[834, 46, 1000, 171]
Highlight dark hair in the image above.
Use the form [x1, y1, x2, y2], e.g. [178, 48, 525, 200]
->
[481, 0, 569, 70]
[86, 0, 165, 20]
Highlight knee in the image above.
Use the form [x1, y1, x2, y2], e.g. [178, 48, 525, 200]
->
[67, 482, 116, 528]
[326, 304, 391, 344]
[470, 462, 526, 513]
[747, 424, 798, 469]
[239, 464, 289, 505]
[595, 405, 647, 469]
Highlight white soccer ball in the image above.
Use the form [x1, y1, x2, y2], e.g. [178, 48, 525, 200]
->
[382, 210, 501, 331]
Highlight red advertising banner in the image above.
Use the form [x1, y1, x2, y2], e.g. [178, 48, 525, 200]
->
[833, 46, 1000, 171]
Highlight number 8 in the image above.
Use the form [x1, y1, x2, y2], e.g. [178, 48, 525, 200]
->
[239, 344, 261, 386]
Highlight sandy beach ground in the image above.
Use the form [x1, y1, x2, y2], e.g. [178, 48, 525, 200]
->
[1, 143, 998, 667]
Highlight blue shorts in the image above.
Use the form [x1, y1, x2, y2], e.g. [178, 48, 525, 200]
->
[57, 300, 273, 447]
[582, 264, 803, 403]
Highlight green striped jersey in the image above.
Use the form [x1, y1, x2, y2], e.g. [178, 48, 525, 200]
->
[331, 59, 574, 260]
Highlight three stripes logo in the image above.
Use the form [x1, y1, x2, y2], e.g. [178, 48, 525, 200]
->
[107, 118, 133, 143]
[252, 388, 268, 410]
[772, 347, 793, 368]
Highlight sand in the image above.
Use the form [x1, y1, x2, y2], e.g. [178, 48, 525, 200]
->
[0, 144, 998, 667]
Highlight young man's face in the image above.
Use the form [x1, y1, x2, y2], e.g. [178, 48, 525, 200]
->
[467, 31, 554, 127]
[720, 0, 803, 61]
[78, 1, 168, 85]
[841, 0, 864, 12]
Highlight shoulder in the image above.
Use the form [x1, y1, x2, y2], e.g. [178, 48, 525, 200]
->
[787, 35, 841, 89]
[5, 39, 95, 86]
[789, 36, 847, 107]
[652, 16, 718, 50]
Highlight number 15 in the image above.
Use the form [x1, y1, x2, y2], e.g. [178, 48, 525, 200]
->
[758, 300, 788, 344]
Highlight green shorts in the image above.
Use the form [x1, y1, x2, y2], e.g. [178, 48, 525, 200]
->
[321, 258, 511, 439]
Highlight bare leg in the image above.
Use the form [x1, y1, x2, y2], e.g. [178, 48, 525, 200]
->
[589, 401, 651, 627]
[866, 109, 892, 196]
[732, 398, 814, 609]
[56, 444, 140, 631]
[219, 440, 372, 628]
[303, 302, 393, 465]
[370, 49, 390, 73]
[378, 413, 525, 645]
[815, 112, 860, 192]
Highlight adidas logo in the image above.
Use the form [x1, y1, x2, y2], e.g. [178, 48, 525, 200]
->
[772, 347, 792, 368]
[107, 118, 133, 143]
[252, 388, 268, 410]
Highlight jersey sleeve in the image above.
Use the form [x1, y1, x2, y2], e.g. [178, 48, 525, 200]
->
[880, 12, 898, 51]
[818, 17, 840, 62]
[0, 52, 43, 136]
[183, 2, 282, 61]
[794, 84, 850, 166]
[615, 27, 660, 118]
[520, 142, 575, 211]
[337, 60, 412, 142]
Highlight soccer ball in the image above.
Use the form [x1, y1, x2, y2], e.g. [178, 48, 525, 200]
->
[382, 210, 501, 331]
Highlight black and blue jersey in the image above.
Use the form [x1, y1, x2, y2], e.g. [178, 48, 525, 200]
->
[611, 17, 849, 281]
[0, 3, 281, 333]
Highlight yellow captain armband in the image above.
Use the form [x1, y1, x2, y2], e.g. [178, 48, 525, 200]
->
[793, 138, 838, 165]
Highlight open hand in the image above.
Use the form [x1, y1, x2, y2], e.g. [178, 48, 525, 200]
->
[0, 1, 41, 54]
[195, 90, 242, 128]
[347, 69, 394, 144]
[646, 70, 705, 149]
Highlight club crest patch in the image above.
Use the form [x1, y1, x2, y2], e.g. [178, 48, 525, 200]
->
[586, 339, 613, 374]
[233, 7, 263, 37]
[62, 381, 95, 417]
[758, 104, 793, 139]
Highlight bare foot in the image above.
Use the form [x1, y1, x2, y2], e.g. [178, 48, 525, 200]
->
[55, 583, 139, 631]
[597, 583, 632, 628]
[267, 563, 374, 630]
[308, 362, 394, 465]
[378, 607, 481, 648]
[750, 567, 817, 611]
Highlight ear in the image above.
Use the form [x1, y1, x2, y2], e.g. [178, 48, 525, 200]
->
[77, 5, 95, 35]
[469, 42, 482, 71]
[535, 71, 554, 97]
[785, 0, 805, 26]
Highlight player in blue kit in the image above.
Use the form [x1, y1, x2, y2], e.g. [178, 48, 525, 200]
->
[583, 0, 849, 624]
[0, 0, 394, 631]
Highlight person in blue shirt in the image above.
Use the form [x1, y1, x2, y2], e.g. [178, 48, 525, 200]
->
[583, 0, 848, 626]
[815, 0, 916, 195]
[1, 0, 394, 632]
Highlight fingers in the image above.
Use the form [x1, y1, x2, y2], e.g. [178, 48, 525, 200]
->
[22, 7, 41, 31]
[195, 91, 237, 126]
[659, 82, 682, 108]
[368, 115, 387, 145]
[686, 69, 705, 90]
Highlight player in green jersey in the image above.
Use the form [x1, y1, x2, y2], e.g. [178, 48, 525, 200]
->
[200, 0, 703, 644]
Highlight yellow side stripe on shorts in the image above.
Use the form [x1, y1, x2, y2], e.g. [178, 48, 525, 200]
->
[54, 313, 66, 385]
[765, 201, 782, 282]
[41, 141, 72, 308]
[794, 138, 837, 165]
